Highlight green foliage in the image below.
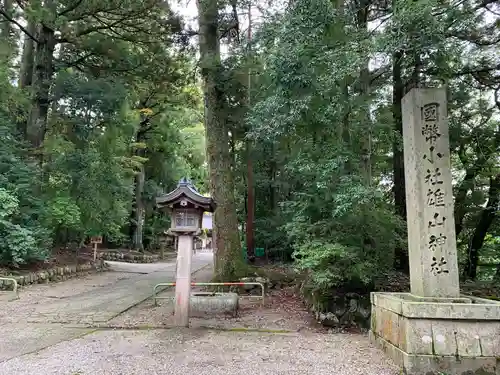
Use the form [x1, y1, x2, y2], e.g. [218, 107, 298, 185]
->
[0, 0, 208, 264]
[230, 0, 499, 291]
[0, 188, 45, 266]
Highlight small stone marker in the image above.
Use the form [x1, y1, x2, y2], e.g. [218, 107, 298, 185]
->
[402, 87, 460, 298]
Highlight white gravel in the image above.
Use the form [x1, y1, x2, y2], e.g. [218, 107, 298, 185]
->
[0, 328, 399, 375]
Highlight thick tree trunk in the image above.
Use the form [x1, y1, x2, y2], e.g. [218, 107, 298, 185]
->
[463, 174, 500, 280]
[19, 21, 36, 90]
[197, 0, 244, 281]
[392, 49, 409, 273]
[356, 0, 371, 184]
[26, 24, 56, 155]
[129, 122, 148, 251]
[0, 0, 17, 59]
[0, 0, 12, 37]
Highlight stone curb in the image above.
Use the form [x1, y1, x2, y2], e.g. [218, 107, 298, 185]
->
[97, 252, 161, 263]
[0, 260, 109, 289]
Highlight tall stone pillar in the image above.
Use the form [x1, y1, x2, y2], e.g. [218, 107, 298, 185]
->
[174, 234, 194, 327]
[370, 87, 500, 375]
[402, 87, 460, 298]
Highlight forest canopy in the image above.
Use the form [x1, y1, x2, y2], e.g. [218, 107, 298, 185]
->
[0, 0, 499, 289]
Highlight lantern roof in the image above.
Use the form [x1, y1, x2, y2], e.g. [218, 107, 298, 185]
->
[156, 178, 216, 212]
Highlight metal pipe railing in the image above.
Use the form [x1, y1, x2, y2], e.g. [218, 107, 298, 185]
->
[153, 282, 265, 307]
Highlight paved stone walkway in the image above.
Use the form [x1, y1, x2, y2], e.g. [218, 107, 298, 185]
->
[0, 253, 212, 362]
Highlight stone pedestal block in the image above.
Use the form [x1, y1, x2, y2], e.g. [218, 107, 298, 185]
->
[189, 292, 239, 317]
[370, 292, 500, 375]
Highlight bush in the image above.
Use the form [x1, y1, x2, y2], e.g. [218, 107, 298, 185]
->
[0, 188, 47, 266]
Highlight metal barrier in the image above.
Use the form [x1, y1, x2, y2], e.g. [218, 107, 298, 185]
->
[0, 277, 19, 300]
[153, 282, 265, 307]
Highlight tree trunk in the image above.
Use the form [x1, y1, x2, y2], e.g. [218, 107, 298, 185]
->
[197, 0, 244, 281]
[130, 122, 148, 251]
[245, 5, 255, 262]
[131, 164, 145, 251]
[463, 174, 500, 280]
[392, 49, 409, 273]
[269, 143, 277, 213]
[0, 0, 12, 38]
[26, 24, 56, 156]
[454, 167, 476, 237]
[356, 0, 371, 185]
[19, 21, 36, 90]
[246, 143, 255, 261]
[0, 0, 17, 61]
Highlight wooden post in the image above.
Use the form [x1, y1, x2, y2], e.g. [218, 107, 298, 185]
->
[90, 236, 102, 262]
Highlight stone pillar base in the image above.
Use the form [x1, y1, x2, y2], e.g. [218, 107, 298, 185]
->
[370, 292, 500, 375]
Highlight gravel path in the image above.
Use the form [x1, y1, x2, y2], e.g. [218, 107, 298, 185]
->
[0, 253, 399, 374]
[0, 329, 399, 375]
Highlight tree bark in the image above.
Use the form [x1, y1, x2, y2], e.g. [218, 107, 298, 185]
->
[392, 49, 409, 273]
[245, 3, 255, 262]
[132, 164, 145, 251]
[246, 144, 255, 261]
[0, 0, 17, 57]
[197, 0, 244, 281]
[129, 118, 149, 251]
[356, 0, 371, 185]
[19, 20, 36, 89]
[26, 23, 56, 155]
[463, 174, 500, 280]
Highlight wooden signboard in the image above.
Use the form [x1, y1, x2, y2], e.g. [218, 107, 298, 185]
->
[90, 236, 103, 244]
[90, 236, 102, 261]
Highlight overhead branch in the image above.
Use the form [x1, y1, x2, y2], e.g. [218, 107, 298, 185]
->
[475, 0, 499, 10]
[0, 7, 39, 42]
[447, 28, 500, 46]
[58, 0, 84, 17]
[425, 63, 500, 79]
[54, 51, 96, 69]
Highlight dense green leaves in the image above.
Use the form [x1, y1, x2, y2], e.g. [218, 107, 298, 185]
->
[1, 0, 499, 289]
[0, 0, 207, 265]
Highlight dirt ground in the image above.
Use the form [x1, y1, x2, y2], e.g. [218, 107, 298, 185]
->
[110, 265, 331, 332]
